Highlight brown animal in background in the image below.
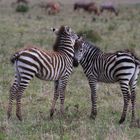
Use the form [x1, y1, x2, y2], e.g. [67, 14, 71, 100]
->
[47, 2, 60, 15]
[16, 0, 29, 4]
[73, 2, 99, 15]
[11, 0, 29, 7]
[87, 4, 100, 15]
[100, 3, 119, 16]
[39, 2, 60, 15]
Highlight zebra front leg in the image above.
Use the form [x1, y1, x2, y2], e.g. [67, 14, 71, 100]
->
[50, 80, 59, 118]
[59, 78, 68, 116]
[7, 84, 17, 119]
[119, 83, 130, 124]
[88, 78, 97, 119]
[90, 93, 97, 119]
[60, 92, 65, 116]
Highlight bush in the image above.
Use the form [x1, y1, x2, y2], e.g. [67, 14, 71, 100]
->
[77, 29, 102, 43]
[16, 3, 29, 13]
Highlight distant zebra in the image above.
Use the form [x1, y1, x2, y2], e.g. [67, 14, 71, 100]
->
[7, 26, 79, 121]
[73, 37, 140, 124]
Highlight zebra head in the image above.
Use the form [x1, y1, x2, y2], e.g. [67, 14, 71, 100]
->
[51, 25, 79, 43]
[73, 37, 85, 67]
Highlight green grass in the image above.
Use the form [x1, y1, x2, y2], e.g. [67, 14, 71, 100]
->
[15, 4, 29, 13]
[0, 0, 140, 140]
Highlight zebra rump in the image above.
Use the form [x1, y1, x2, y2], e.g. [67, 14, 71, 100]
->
[10, 52, 20, 64]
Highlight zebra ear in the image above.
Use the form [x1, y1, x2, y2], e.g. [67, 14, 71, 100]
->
[51, 27, 59, 35]
[78, 36, 83, 42]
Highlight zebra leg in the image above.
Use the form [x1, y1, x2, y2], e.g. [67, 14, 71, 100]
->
[59, 78, 68, 116]
[16, 86, 26, 121]
[50, 80, 59, 117]
[119, 82, 130, 124]
[130, 67, 139, 123]
[16, 77, 33, 121]
[88, 77, 97, 119]
[130, 86, 136, 123]
[7, 82, 18, 119]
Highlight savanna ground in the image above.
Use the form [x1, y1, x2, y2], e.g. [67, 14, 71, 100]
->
[0, 0, 140, 140]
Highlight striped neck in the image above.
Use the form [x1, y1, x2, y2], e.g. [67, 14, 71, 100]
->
[81, 41, 102, 62]
[54, 34, 75, 58]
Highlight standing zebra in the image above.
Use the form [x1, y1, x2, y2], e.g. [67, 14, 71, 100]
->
[73, 37, 140, 124]
[7, 25, 79, 121]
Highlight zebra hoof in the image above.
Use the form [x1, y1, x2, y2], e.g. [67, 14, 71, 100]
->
[16, 114, 22, 121]
[7, 112, 11, 120]
[119, 117, 125, 124]
[50, 109, 54, 118]
[90, 114, 96, 120]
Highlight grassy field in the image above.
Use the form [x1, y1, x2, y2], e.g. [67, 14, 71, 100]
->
[0, 0, 140, 140]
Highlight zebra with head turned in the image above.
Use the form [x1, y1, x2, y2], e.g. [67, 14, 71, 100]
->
[7, 25, 79, 121]
[73, 37, 140, 124]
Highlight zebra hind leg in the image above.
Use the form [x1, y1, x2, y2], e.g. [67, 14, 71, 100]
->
[130, 85, 136, 123]
[16, 86, 26, 121]
[119, 82, 130, 124]
[7, 83, 18, 119]
[129, 67, 139, 123]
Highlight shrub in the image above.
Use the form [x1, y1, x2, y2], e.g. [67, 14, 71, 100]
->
[16, 3, 29, 13]
[77, 29, 102, 43]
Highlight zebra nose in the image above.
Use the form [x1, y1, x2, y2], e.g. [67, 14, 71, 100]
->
[52, 28, 55, 32]
[50, 27, 55, 32]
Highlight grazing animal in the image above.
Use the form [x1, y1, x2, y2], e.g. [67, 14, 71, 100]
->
[16, 0, 28, 4]
[39, 2, 60, 15]
[73, 37, 140, 124]
[100, 3, 119, 16]
[74, 2, 99, 15]
[11, 0, 29, 7]
[7, 26, 79, 121]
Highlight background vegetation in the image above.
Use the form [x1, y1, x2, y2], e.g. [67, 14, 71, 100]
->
[0, 0, 140, 139]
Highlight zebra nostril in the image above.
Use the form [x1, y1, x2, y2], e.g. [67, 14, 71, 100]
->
[52, 28, 55, 32]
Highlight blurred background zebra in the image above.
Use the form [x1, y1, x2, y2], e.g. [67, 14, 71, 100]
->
[73, 37, 140, 124]
[7, 25, 79, 121]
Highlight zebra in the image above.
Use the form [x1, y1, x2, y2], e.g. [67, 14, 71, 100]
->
[7, 25, 79, 121]
[73, 37, 140, 124]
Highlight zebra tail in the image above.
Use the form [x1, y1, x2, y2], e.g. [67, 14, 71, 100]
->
[135, 57, 140, 66]
[10, 52, 20, 64]
[125, 48, 140, 66]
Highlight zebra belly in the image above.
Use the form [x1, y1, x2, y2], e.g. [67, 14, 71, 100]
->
[98, 75, 117, 83]
[35, 67, 66, 81]
[36, 71, 61, 81]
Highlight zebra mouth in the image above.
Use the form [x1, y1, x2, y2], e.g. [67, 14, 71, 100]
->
[73, 59, 79, 67]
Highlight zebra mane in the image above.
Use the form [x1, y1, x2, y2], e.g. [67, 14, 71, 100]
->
[85, 40, 101, 52]
[53, 26, 66, 51]
[86, 41, 140, 62]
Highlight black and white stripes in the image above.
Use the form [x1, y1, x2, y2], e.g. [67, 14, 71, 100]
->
[7, 26, 78, 120]
[73, 38, 140, 123]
